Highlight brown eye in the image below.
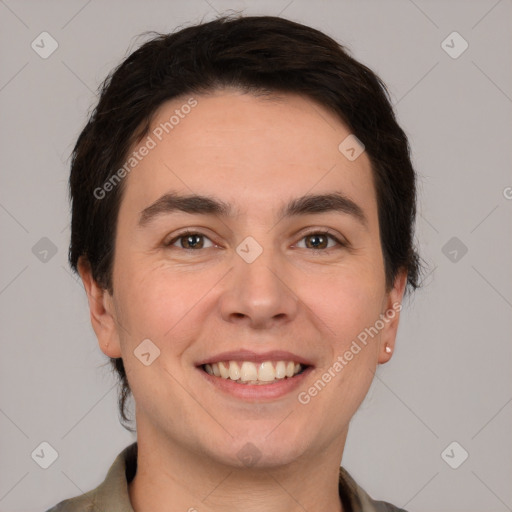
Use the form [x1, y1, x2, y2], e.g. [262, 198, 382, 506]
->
[180, 234, 204, 249]
[165, 232, 214, 250]
[297, 232, 343, 250]
[304, 233, 329, 249]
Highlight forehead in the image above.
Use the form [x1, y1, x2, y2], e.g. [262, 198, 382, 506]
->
[119, 90, 377, 225]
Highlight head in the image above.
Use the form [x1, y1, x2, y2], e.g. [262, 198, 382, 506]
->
[70, 15, 421, 466]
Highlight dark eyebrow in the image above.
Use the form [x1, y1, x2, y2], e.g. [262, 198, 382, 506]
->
[139, 193, 235, 226]
[278, 192, 368, 228]
[138, 191, 367, 228]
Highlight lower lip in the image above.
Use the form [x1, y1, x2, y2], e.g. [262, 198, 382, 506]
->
[197, 366, 314, 400]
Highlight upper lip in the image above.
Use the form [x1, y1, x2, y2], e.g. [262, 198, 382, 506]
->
[196, 349, 314, 367]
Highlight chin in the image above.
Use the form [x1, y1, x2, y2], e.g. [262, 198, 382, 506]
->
[211, 429, 311, 470]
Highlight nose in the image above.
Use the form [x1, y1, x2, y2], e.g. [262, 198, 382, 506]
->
[218, 247, 299, 329]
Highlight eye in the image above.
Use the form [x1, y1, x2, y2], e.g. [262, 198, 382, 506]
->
[164, 230, 346, 251]
[296, 231, 345, 250]
[165, 231, 215, 250]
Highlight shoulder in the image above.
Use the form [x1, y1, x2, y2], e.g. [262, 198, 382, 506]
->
[42, 442, 137, 512]
[368, 498, 409, 512]
[43, 493, 95, 512]
[339, 466, 409, 512]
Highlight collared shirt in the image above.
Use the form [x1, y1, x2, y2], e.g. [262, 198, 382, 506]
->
[45, 443, 407, 512]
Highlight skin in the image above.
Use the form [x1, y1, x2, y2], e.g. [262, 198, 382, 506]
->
[79, 89, 407, 512]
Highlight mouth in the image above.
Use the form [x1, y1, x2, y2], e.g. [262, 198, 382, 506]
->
[200, 360, 309, 385]
[195, 350, 314, 400]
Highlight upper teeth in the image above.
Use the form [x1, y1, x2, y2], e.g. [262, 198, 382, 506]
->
[203, 361, 303, 383]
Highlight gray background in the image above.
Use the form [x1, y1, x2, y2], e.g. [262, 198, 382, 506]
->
[0, 1, 511, 511]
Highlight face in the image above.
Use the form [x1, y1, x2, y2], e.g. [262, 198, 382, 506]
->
[80, 89, 406, 469]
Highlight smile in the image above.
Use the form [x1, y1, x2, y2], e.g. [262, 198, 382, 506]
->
[196, 349, 314, 400]
[202, 360, 306, 385]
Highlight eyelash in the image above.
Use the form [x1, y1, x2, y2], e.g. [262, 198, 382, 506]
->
[164, 229, 347, 252]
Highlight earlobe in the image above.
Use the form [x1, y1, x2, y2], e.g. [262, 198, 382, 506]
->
[77, 257, 122, 359]
[378, 270, 407, 365]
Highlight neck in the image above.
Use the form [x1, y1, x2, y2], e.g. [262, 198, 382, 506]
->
[128, 425, 347, 512]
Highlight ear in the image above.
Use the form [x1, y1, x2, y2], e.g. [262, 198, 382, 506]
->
[377, 269, 407, 365]
[77, 257, 122, 358]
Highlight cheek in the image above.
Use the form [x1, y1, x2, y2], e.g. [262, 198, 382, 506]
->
[114, 261, 218, 343]
[302, 266, 384, 348]
[112, 267, 206, 402]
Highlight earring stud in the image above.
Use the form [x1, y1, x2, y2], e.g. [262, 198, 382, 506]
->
[385, 345, 392, 354]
